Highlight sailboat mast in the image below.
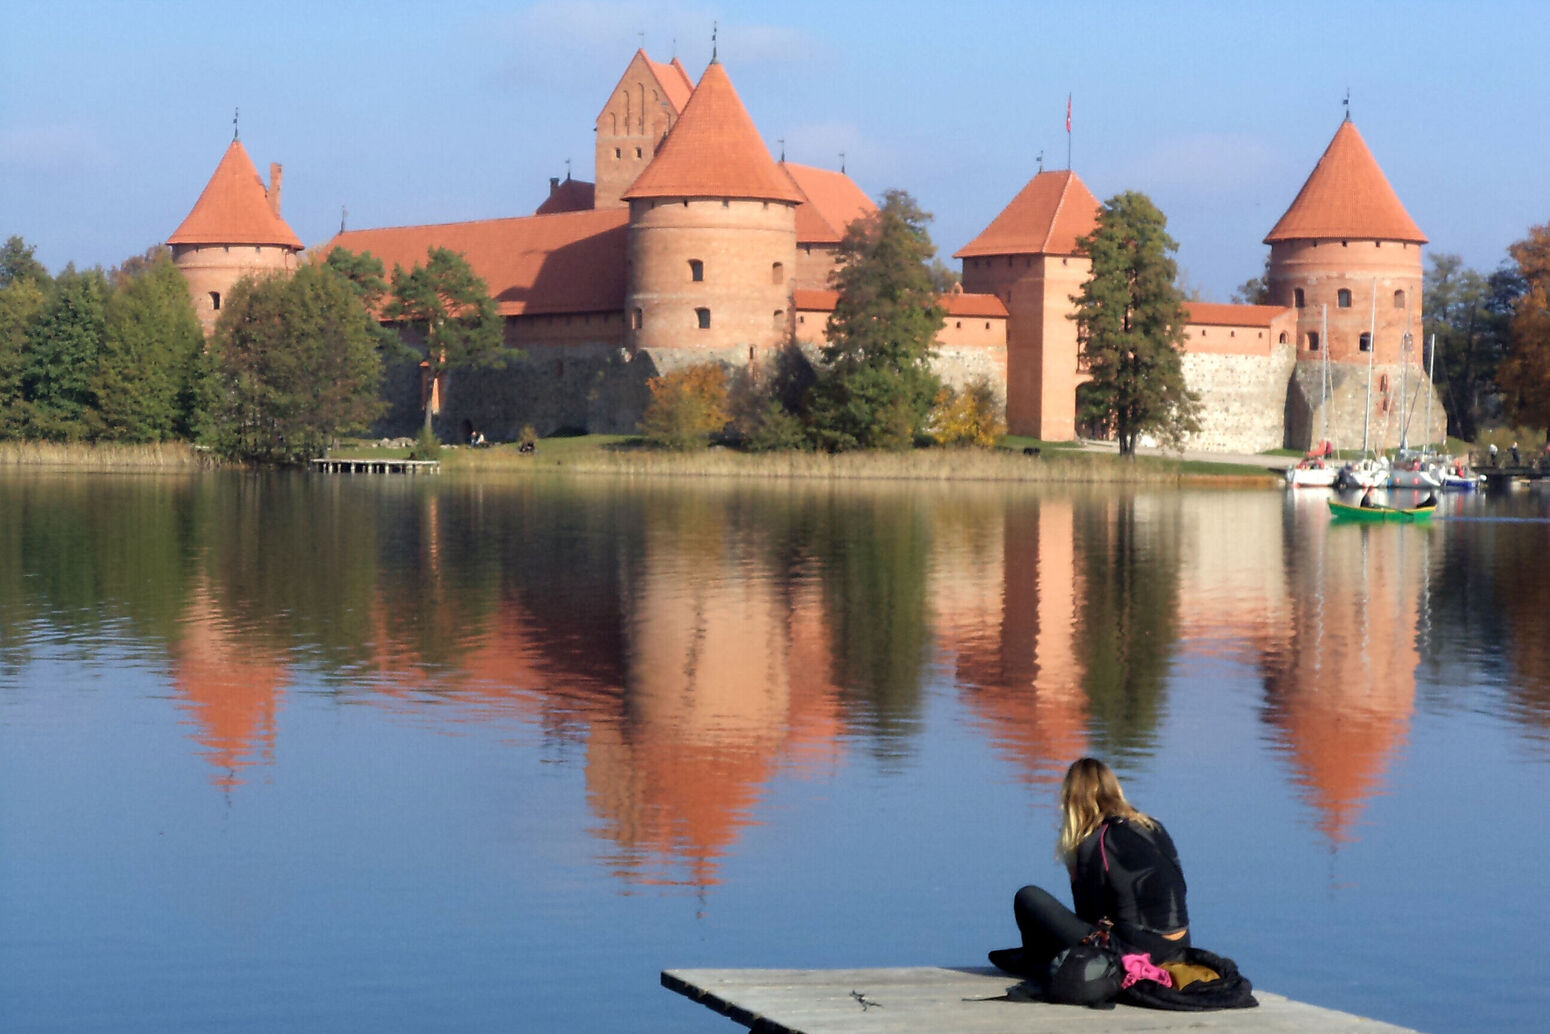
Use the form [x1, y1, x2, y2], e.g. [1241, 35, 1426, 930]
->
[1426, 331, 1437, 451]
[1399, 290, 1411, 450]
[1362, 278, 1377, 455]
[1321, 304, 1330, 447]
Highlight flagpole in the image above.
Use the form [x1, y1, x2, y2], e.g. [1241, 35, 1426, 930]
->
[1065, 93, 1072, 170]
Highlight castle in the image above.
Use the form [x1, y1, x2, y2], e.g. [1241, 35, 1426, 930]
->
[169, 50, 1442, 452]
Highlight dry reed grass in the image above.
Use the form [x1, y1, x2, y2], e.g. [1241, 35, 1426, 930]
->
[0, 441, 222, 472]
[441, 442, 1267, 485]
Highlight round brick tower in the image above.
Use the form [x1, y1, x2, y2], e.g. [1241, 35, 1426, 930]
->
[168, 138, 304, 334]
[621, 59, 801, 370]
[1265, 119, 1438, 449]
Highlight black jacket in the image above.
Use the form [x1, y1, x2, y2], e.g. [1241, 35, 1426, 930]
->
[1070, 816, 1189, 951]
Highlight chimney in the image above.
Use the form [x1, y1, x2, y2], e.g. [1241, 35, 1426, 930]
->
[268, 162, 283, 217]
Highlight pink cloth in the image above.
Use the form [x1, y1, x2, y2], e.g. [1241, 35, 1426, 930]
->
[1120, 953, 1173, 990]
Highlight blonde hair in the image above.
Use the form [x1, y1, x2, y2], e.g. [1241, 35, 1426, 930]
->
[1056, 757, 1155, 860]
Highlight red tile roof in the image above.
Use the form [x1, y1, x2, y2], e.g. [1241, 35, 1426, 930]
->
[793, 288, 1007, 318]
[1185, 302, 1293, 327]
[319, 208, 629, 317]
[168, 139, 304, 250]
[781, 163, 876, 244]
[622, 61, 804, 203]
[535, 176, 595, 215]
[954, 170, 1100, 259]
[1264, 120, 1426, 244]
[645, 54, 694, 113]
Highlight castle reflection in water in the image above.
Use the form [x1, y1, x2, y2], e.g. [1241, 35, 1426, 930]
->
[10, 474, 1545, 889]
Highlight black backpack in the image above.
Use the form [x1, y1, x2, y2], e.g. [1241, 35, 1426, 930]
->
[1045, 943, 1123, 1007]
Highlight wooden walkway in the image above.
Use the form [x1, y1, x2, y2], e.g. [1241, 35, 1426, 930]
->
[663, 967, 1422, 1034]
[310, 458, 440, 475]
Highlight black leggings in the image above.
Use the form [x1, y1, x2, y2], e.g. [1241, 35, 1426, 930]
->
[1013, 884, 1190, 966]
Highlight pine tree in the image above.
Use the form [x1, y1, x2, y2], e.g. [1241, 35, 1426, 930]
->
[384, 247, 504, 434]
[1072, 191, 1200, 457]
[805, 190, 945, 450]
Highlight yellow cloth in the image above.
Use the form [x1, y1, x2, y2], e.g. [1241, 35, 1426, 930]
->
[1160, 961, 1219, 989]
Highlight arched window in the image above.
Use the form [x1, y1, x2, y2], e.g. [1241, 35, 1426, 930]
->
[1394, 289, 1406, 309]
[209, 291, 221, 311]
[1337, 288, 1352, 308]
[1359, 332, 1372, 352]
[1307, 331, 1320, 351]
[773, 309, 784, 328]
[1294, 288, 1305, 308]
[689, 259, 704, 282]
[1278, 331, 1289, 344]
[696, 308, 710, 329]
[771, 261, 784, 285]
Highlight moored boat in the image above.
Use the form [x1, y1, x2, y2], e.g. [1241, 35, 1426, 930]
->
[1284, 456, 1338, 488]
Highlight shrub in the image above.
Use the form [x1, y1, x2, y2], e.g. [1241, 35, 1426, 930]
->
[745, 397, 811, 452]
[929, 376, 1006, 447]
[409, 425, 441, 460]
[639, 363, 730, 450]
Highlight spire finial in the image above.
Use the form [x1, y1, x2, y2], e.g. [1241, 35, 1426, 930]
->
[778, 138, 785, 163]
[340, 205, 347, 234]
[233, 107, 240, 141]
[1343, 88, 1351, 121]
[1036, 149, 1044, 173]
[711, 21, 717, 62]
[565, 157, 572, 180]
[839, 151, 846, 174]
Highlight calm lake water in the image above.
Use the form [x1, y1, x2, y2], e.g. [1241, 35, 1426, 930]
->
[2, 470, 1548, 1034]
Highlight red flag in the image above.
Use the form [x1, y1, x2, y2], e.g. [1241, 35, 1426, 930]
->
[1066, 94, 1071, 133]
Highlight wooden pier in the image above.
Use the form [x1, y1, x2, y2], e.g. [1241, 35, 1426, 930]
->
[310, 457, 440, 475]
[663, 967, 1423, 1034]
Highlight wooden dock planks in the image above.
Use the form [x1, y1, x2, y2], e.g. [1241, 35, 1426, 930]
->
[662, 966, 1423, 1034]
[310, 458, 440, 475]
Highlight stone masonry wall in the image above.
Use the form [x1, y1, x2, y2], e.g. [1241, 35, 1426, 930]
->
[1182, 342, 1298, 453]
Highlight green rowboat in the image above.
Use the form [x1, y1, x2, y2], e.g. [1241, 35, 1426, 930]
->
[1328, 500, 1436, 523]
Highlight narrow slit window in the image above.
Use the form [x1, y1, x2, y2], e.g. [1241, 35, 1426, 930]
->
[696, 308, 710, 329]
[1307, 332, 1320, 351]
[1337, 288, 1352, 308]
[1359, 332, 1372, 352]
[209, 291, 221, 311]
[689, 259, 703, 282]
[1294, 288, 1305, 308]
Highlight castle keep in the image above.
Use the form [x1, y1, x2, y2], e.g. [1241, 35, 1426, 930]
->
[170, 52, 1441, 452]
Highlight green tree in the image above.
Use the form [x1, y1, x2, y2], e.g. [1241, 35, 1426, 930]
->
[805, 190, 945, 450]
[22, 265, 108, 440]
[0, 235, 49, 288]
[1231, 254, 1272, 305]
[1499, 223, 1550, 435]
[384, 247, 503, 433]
[90, 248, 206, 441]
[206, 263, 383, 462]
[1072, 191, 1200, 456]
[1423, 252, 1518, 440]
[0, 275, 46, 437]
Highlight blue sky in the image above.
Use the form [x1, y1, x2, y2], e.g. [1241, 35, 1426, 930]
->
[3, 0, 1545, 300]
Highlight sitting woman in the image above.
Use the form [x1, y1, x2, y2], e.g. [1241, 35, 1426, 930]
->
[998, 757, 1190, 974]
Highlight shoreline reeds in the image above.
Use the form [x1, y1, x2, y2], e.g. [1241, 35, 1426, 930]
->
[0, 441, 223, 472]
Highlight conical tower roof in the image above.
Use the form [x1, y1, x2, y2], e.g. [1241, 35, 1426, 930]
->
[621, 60, 803, 204]
[168, 139, 304, 249]
[1264, 120, 1425, 244]
[953, 169, 1101, 258]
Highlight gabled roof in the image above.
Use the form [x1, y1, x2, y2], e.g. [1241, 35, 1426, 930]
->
[644, 54, 694, 113]
[781, 162, 875, 244]
[953, 170, 1100, 259]
[535, 176, 596, 215]
[622, 61, 804, 203]
[320, 208, 629, 317]
[1185, 302, 1294, 328]
[168, 139, 304, 250]
[597, 49, 694, 125]
[1264, 120, 1426, 244]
